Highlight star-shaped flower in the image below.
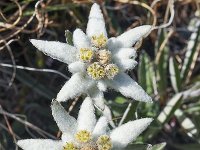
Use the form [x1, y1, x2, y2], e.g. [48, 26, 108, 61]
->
[17, 98, 153, 150]
[30, 3, 152, 109]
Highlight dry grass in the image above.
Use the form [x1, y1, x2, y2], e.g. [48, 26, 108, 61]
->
[0, 0, 200, 149]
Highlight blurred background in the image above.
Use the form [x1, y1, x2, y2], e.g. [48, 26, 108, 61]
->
[0, 0, 200, 149]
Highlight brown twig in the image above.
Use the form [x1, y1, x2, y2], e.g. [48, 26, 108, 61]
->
[3, 113, 18, 149]
[0, 0, 22, 32]
[0, 105, 57, 140]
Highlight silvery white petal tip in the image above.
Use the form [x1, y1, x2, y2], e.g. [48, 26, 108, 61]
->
[93, 116, 108, 138]
[116, 25, 152, 48]
[77, 97, 96, 132]
[110, 118, 153, 148]
[86, 3, 107, 37]
[17, 139, 63, 150]
[56, 73, 95, 102]
[107, 73, 152, 103]
[89, 3, 103, 18]
[73, 29, 90, 49]
[30, 39, 78, 64]
[51, 100, 77, 135]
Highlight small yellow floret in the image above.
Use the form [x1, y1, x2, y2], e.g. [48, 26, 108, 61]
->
[96, 135, 112, 150]
[105, 64, 119, 79]
[91, 34, 107, 48]
[75, 130, 91, 143]
[87, 62, 106, 80]
[79, 48, 94, 62]
[63, 142, 78, 150]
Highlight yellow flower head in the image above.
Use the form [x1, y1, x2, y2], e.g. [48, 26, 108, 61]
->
[105, 64, 119, 79]
[79, 48, 94, 62]
[63, 142, 78, 150]
[75, 130, 92, 143]
[91, 34, 107, 48]
[96, 135, 112, 150]
[87, 62, 106, 80]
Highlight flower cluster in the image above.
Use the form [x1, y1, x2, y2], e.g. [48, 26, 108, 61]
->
[17, 3, 154, 150]
[17, 98, 153, 150]
[29, 3, 152, 109]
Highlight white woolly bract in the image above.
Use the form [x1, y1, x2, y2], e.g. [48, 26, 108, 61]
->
[51, 100, 77, 136]
[88, 87, 105, 110]
[92, 116, 108, 138]
[73, 28, 91, 49]
[56, 73, 95, 102]
[103, 105, 116, 128]
[113, 48, 137, 60]
[30, 39, 78, 64]
[112, 48, 137, 71]
[97, 80, 107, 92]
[107, 37, 118, 53]
[17, 139, 63, 150]
[107, 25, 152, 52]
[116, 25, 152, 48]
[61, 133, 75, 143]
[77, 97, 96, 132]
[114, 58, 138, 71]
[68, 61, 86, 74]
[110, 118, 153, 148]
[86, 3, 107, 37]
[107, 73, 152, 103]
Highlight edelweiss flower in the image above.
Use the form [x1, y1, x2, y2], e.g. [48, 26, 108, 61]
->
[30, 3, 152, 109]
[17, 98, 153, 150]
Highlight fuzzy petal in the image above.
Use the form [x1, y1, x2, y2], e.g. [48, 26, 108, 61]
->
[56, 73, 95, 102]
[73, 29, 91, 49]
[68, 61, 87, 74]
[107, 25, 152, 51]
[30, 39, 78, 64]
[107, 73, 152, 103]
[51, 100, 77, 136]
[17, 139, 63, 150]
[113, 48, 137, 59]
[97, 80, 107, 92]
[93, 116, 108, 138]
[88, 87, 105, 110]
[114, 59, 138, 71]
[61, 133, 74, 143]
[110, 118, 153, 148]
[103, 105, 116, 128]
[77, 97, 96, 132]
[86, 3, 107, 38]
[116, 25, 152, 47]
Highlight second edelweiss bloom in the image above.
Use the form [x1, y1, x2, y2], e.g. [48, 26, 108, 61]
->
[17, 98, 153, 150]
[30, 3, 152, 109]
